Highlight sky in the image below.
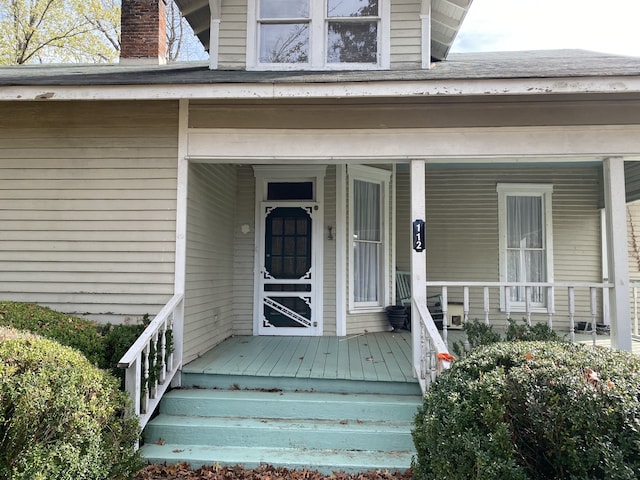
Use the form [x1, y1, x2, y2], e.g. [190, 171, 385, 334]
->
[451, 0, 640, 58]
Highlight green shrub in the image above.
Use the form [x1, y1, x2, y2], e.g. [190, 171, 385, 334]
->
[452, 318, 562, 358]
[0, 301, 105, 367]
[413, 341, 640, 480]
[0, 301, 150, 377]
[0, 327, 143, 480]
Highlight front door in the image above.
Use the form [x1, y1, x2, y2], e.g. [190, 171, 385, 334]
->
[257, 202, 322, 335]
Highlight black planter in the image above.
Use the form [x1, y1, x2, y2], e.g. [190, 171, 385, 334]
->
[386, 306, 408, 330]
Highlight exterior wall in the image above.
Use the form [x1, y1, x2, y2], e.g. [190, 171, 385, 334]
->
[390, 0, 421, 68]
[232, 165, 256, 335]
[218, 0, 247, 69]
[216, 0, 423, 69]
[184, 163, 237, 363]
[396, 164, 603, 330]
[0, 101, 179, 323]
[628, 201, 640, 281]
[323, 166, 338, 336]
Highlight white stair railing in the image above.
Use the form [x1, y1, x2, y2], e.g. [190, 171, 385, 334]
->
[118, 293, 184, 430]
[413, 299, 451, 394]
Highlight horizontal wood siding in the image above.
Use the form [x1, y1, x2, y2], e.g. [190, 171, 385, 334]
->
[218, 0, 247, 69]
[0, 101, 179, 323]
[395, 166, 411, 272]
[188, 98, 640, 130]
[390, 0, 421, 68]
[184, 163, 238, 363]
[233, 166, 256, 335]
[628, 202, 640, 279]
[323, 166, 337, 335]
[395, 165, 602, 329]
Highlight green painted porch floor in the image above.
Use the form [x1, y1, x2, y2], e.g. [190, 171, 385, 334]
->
[183, 332, 416, 385]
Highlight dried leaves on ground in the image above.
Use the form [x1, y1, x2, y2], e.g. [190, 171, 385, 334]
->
[136, 464, 412, 480]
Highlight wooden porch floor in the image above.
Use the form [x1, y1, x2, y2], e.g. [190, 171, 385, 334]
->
[183, 332, 416, 384]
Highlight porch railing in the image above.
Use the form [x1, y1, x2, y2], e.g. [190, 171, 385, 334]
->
[118, 293, 184, 430]
[413, 299, 450, 393]
[414, 281, 614, 393]
[425, 282, 612, 345]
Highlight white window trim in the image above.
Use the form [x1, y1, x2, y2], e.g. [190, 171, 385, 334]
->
[246, 0, 389, 71]
[497, 183, 554, 313]
[348, 165, 391, 313]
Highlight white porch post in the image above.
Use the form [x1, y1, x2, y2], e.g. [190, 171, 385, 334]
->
[171, 98, 189, 386]
[603, 157, 632, 351]
[410, 159, 427, 373]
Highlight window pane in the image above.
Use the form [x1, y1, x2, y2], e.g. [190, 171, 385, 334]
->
[507, 248, 545, 303]
[507, 196, 542, 248]
[260, 24, 309, 63]
[354, 242, 379, 302]
[327, 21, 377, 63]
[267, 182, 313, 200]
[353, 180, 380, 241]
[327, 0, 378, 17]
[260, 0, 309, 19]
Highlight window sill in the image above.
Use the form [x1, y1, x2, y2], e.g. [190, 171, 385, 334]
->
[349, 307, 385, 315]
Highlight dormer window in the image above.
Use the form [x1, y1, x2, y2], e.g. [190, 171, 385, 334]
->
[248, 0, 389, 70]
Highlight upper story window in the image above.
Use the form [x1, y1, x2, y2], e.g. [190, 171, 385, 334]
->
[248, 0, 389, 70]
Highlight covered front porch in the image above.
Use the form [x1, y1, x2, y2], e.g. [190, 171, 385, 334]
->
[182, 332, 417, 392]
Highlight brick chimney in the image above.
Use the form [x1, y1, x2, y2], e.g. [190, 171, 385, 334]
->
[120, 0, 167, 65]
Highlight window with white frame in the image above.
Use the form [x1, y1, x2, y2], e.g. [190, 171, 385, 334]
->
[349, 166, 390, 309]
[497, 184, 554, 310]
[248, 0, 388, 70]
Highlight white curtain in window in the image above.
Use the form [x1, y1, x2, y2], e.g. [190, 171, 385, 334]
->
[353, 180, 381, 303]
[506, 196, 545, 303]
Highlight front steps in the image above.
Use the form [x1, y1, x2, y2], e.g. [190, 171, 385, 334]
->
[140, 374, 421, 474]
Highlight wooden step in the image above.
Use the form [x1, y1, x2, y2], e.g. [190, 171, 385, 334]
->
[141, 386, 420, 474]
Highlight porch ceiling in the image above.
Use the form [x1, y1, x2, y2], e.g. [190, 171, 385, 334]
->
[174, 0, 473, 61]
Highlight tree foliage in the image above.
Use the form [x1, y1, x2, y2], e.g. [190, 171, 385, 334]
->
[0, 0, 205, 65]
[0, 0, 120, 64]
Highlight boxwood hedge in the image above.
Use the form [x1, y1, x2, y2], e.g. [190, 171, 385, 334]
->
[0, 327, 143, 480]
[413, 341, 640, 480]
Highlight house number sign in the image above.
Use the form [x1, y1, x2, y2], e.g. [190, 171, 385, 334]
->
[413, 219, 425, 252]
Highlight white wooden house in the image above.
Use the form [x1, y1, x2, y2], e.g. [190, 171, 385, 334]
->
[1, 0, 640, 471]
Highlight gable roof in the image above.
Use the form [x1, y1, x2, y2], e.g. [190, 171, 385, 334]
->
[1, 50, 639, 100]
[174, 0, 472, 61]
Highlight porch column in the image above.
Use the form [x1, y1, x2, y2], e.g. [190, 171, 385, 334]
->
[603, 157, 632, 351]
[410, 159, 427, 373]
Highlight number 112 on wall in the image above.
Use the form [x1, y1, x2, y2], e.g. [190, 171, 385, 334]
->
[413, 219, 425, 252]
